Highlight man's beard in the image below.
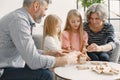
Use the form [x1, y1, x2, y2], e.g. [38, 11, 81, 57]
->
[35, 16, 42, 23]
[34, 12, 42, 23]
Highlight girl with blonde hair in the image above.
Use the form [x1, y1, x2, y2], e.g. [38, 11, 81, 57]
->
[42, 14, 62, 51]
[62, 9, 90, 60]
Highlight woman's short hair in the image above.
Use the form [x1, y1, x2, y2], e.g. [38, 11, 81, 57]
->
[85, 3, 107, 22]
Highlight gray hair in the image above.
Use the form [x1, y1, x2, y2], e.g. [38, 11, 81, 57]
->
[23, 0, 52, 7]
[85, 3, 107, 22]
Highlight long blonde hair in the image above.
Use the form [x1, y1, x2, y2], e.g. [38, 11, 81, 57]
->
[42, 14, 62, 50]
[64, 9, 84, 52]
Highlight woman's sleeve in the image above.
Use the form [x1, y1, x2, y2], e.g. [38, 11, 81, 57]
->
[106, 24, 116, 49]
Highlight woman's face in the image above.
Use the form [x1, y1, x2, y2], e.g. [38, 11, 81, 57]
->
[89, 13, 103, 28]
[69, 15, 80, 31]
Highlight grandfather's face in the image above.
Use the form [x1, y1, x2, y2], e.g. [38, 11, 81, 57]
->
[34, 1, 48, 23]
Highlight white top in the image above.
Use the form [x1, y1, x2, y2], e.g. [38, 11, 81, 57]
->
[44, 35, 61, 51]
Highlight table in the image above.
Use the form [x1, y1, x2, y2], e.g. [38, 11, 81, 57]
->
[54, 61, 120, 80]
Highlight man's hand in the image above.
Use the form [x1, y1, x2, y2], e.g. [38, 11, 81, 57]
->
[42, 50, 67, 57]
[54, 51, 80, 67]
[64, 51, 80, 64]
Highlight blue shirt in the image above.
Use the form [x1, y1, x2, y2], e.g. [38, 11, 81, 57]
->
[0, 7, 55, 69]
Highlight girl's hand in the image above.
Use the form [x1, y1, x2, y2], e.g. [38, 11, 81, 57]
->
[85, 53, 91, 61]
[79, 52, 91, 61]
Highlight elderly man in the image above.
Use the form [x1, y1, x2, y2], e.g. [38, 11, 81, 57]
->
[0, 0, 79, 80]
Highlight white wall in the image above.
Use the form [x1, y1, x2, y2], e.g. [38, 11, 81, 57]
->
[0, 0, 23, 18]
[40, 0, 76, 30]
[0, 0, 76, 24]
[0, 0, 76, 34]
[46, 0, 76, 26]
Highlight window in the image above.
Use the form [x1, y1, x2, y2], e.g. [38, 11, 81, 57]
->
[107, 0, 120, 32]
[77, 0, 120, 32]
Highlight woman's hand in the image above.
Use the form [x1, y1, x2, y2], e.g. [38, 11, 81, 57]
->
[87, 43, 101, 52]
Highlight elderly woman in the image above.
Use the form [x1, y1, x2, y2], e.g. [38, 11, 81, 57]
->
[83, 3, 116, 61]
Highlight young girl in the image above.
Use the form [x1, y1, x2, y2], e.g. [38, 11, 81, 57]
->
[42, 14, 62, 51]
[62, 9, 90, 60]
[41, 14, 80, 75]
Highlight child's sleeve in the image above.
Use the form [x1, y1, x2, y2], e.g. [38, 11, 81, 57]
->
[44, 36, 61, 51]
[83, 31, 88, 46]
[62, 31, 71, 50]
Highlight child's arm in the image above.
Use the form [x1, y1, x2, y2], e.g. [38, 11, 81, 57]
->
[82, 45, 91, 61]
[62, 31, 71, 50]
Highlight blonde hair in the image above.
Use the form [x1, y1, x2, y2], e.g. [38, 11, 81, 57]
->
[42, 14, 62, 50]
[85, 3, 107, 22]
[64, 9, 84, 52]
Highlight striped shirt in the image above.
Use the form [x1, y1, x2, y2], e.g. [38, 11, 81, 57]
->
[83, 22, 116, 49]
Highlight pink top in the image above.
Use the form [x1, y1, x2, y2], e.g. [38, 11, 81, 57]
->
[62, 30, 88, 51]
